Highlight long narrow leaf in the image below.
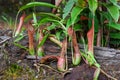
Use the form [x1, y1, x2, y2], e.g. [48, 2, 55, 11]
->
[33, 13, 37, 25]
[14, 43, 28, 51]
[63, 0, 75, 19]
[19, 2, 57, 12]
[14, 34, 26, 42]
[38, 18, 67, 31]
[25, 12, 61, 22]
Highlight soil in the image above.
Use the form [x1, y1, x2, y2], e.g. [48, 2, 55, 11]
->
[0, 24, 120, 80]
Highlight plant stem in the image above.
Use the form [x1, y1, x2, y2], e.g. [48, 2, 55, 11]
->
[39, 37, 67, 71]
[87, 18, 94, 54]
[97, 28, 102, 47]
[72, 30, 81, 65]
[92, 66, 117, 80]
[15, 12, 25, 37]
[49, 35, 62, 47]
[40, 55, 59, 63]
[52, 0, 63, 13]
[37, 29, 44, 56]
[68, 27, 81, 65]
[27, 21, 35, 55]
[57, 38, 67, 71]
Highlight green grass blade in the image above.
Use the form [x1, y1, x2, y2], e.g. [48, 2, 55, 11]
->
[14, 42, 28, 51]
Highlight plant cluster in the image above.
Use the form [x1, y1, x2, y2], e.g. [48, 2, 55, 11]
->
[14, 0, 120, 80]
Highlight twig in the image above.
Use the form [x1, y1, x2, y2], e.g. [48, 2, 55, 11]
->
[92, 66, 117, 80]
[100, 69, 117, 80]
[26, 55, 42, 60]
[36, 63, 62, 74]
[0, 37, 11, 45]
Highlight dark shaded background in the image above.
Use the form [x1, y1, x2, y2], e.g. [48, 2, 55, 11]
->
[0, 0, 55, 17]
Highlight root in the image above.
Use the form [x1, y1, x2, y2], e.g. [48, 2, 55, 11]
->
[35, 63, 62, 74]
[100, 69, 117, 80]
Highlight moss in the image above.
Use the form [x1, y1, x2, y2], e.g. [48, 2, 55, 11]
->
[2, 64, 37, 80]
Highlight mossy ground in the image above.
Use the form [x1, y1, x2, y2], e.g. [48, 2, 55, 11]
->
[0, 22, 120, 80]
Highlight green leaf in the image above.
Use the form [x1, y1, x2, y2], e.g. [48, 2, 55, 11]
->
[100, 12, 113, 23]
[88, 12, 93, 28]
[66, 18, 71, 28]
[14, 43, 28, 51]
[73, 24, 82, 31]
[14, 35, 25, 42]
[25, 12, 61, 22]
[63, 0, 75, 19]
[19, 2, 57, 12]
[47, 23, 56, 31]
[1, 16, 9, 24]
[37, 34, 49, 48]
[93, 68, 100, 80]
[66, 17, 80, 29]
[110, 0, 117, 5]
[38, 17, 50, 25]
[77, 0, 87, 8]
[56, 30, 63, 40]
[107, 22, 120, 30]
[88, 13, 99, 32]
[94, 16, 99, 32]
[110, 33, 120, 39]
[88, 0, 98, 15]
[33, 13, 37, 25]
[38, 18, 67, 31]
[14, 28, 26, 42]
[106, 4, 119, 22]
[71, 6, 84, 25]
[109, 0, 120, 9]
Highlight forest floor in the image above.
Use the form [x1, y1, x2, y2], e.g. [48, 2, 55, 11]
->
[0, 21, 120, 80]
